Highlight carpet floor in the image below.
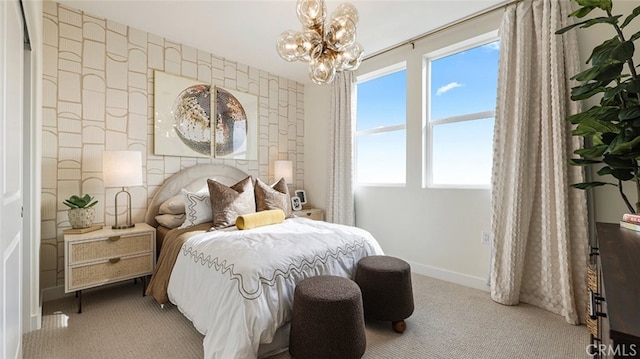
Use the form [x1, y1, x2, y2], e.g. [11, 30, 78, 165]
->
[23, 273, 588, 358]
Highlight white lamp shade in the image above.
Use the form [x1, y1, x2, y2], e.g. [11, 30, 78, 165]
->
[103, 150, 143, 187]
[274, 160, 293, 184]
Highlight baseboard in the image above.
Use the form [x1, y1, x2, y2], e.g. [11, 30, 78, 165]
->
[29, 310, 41, 331]
[408, 261, 490, 292]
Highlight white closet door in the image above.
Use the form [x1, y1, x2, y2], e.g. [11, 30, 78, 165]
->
[0, 0, 24, 358]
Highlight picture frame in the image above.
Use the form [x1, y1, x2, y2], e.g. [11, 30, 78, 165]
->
[291, 196, 302, 211]
[153, 71, 211, 157]
[213, 86, 258, 160]
[152, 71, 258, 160]
[294, 189, 307, 205]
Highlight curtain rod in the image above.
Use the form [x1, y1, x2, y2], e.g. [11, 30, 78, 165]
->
[363, 0, 519, 61]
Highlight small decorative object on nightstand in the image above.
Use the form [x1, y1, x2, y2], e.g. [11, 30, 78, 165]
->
[64, 223, 156, 313]
[293, 208, 324, 221]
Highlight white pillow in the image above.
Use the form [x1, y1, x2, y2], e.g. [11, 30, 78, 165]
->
[178, 189, 212, 229]
[155, 213, 186, 229]
[159, 194, 186, 215]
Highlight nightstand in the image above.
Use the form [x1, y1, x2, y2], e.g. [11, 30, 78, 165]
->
[64, 223, 156, 313]
[293, 208, 325, 221]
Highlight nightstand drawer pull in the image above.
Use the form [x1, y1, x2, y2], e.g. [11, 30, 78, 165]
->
[109, 258, 121, 264]
[108, 236, 120, 242]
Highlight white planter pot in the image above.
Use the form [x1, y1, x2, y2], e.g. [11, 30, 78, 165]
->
[68, 208, 96, 229]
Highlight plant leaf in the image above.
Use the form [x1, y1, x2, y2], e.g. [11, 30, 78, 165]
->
[571, 63, 624, 82]
[572, 117, 620, 136]
[587, 37, 619, 65]
[570, 6, 596, 18]
[610, 135, 640, 155]
[624, 78, 640, 94]
[603, 155, 636, 169]
[621, 5, 640, 28]
[569, 158, 602, 165]
[567, 106, 620, 124]
[618, 106, 640, 121]
[571, 181, 615, 190]
[579, 15, 622, 29]
[575, 0, 612, 10]
[631, 30, 640, 42]
[574, 144, 608, 158]
[597, 166, 635, 180]
[556, 15, 620, 34]
[571, 82, 606, 100]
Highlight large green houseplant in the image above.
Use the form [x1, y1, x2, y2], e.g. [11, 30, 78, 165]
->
[556, 0, 640, 213]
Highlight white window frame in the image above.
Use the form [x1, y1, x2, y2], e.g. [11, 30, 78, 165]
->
[355, 62, 407, 186]
[424, 31, 499, 189]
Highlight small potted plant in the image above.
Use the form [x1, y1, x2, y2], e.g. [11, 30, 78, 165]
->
[64, 194, 98, 229]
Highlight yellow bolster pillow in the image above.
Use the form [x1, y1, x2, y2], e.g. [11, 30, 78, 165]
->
[236, 209, 285, 230]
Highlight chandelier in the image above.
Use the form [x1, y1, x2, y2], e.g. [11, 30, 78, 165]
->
[276, 0, 364, 85]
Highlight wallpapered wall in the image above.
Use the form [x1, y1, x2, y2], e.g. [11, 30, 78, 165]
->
[40, 1, 305, 291]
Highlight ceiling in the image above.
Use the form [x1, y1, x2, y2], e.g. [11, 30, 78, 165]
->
[57, 0, 507, 84]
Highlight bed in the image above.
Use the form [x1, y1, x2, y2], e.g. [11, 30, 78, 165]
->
[144, 164, 384, 359]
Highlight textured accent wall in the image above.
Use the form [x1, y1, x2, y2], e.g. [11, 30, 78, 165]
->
[40, 1, 305, 290]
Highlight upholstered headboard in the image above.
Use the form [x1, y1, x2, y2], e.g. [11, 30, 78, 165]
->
[144, 164, 249, 227]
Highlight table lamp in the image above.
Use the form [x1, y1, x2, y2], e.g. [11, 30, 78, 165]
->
[103, 150, 143, 229]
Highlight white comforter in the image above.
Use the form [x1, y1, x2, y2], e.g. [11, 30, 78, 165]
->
[167, 217, 384, 359]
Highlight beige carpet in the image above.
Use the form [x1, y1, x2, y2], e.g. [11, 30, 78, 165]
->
[23, 274, 588, 358]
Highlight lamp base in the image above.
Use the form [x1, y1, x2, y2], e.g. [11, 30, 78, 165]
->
[112, 223, 135, 229]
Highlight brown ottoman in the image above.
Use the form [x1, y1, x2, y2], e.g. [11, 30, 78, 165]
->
[355, 255, 414, 333]
[289, 275, 366, 359]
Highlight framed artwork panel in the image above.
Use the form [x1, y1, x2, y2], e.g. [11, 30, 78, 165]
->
[213, 86, 258, 160]
[154, 71, 212, 157]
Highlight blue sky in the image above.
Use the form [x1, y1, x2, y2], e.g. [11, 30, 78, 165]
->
[356, 40, 500, 185]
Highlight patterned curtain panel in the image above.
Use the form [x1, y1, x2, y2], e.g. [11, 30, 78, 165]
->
[490, 0, 589, 324]
[326, 72, 356, 226]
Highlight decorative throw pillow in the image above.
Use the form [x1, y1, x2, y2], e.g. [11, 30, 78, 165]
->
[236, 209, 285, 230]
[155, 213, 186, 229]
[207, 176, 256, 229]
[159, 194, 186, 215]
[178, 189, 212, 229]
[254, 177, 293, 218]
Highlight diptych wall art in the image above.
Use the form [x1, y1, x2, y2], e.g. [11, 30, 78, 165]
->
[154, 71, 257, 160]
[213, 86, 258, 160]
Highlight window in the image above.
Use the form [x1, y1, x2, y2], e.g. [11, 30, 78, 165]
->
[356, 65, 406, 185]
[427, 38, 499, 187]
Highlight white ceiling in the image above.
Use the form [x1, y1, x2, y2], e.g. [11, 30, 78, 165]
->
[57, 0, 507, 84]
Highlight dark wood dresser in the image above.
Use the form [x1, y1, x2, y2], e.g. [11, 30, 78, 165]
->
[590, 223, 640, 358]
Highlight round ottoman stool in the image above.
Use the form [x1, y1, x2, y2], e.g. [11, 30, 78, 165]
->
[355, 255, 414, 333]
[289, 275, 366, 359]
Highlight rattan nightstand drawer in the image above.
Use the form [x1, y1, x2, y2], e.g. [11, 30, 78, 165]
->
[64, 223, 156, 295]
[69, 233, 153, 264]
[69, 253, 154, 290]
[294, 208, 324, 221]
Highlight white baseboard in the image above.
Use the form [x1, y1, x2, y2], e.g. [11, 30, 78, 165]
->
[29, 311, 41, 331]
[408, 261, 490, 292]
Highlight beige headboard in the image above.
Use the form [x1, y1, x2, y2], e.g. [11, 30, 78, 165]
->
[144, 164, 249, 227]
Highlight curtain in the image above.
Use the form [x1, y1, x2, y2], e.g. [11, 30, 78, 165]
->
[326, 72, 356, 225]
[491, 0, 589, 324]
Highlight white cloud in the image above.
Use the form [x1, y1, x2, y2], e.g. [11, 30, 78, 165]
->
[436, 82, 463, 96]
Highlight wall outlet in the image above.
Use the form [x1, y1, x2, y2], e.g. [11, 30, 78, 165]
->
[481, 231, 492, 245]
